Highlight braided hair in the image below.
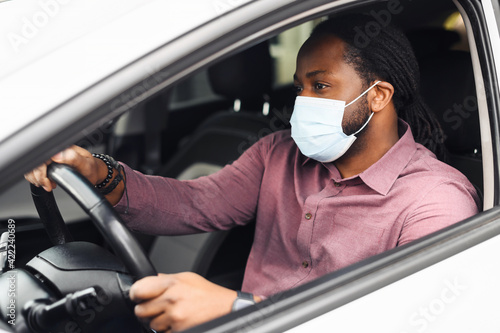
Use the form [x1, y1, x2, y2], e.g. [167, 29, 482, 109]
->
[309, 14, 446, 161]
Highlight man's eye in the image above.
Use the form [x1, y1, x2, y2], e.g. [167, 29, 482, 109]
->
[293, 85, 303, 94]
[314, 83, 327, 90]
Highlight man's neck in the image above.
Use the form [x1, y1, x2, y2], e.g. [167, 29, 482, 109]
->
[334, 117, 400, 179]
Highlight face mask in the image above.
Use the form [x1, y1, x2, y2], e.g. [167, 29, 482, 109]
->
[290, 81, 381, 163]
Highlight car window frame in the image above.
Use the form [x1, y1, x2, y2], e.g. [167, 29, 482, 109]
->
[457, 0, 500, 208]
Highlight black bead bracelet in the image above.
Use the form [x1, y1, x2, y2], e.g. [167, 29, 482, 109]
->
[98, 168, 123, 196]
[92, 153, 114, 188]
[92, 154, 123, 195]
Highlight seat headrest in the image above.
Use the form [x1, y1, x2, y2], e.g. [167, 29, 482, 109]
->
[407, 29, 460, 60]
[207, 42, 273, 103]
[419, 50, 480, 154]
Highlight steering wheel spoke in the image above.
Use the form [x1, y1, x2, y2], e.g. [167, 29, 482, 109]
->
[31, 162, 157, 279]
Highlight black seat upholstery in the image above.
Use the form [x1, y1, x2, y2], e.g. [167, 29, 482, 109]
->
[419, 49, 483, 199]
[407, 28, 461, 60]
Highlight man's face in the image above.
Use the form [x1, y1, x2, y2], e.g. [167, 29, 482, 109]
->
[293, 35, 370, 135]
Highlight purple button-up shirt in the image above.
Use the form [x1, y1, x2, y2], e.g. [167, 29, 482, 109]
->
[115, 120, 479, 297]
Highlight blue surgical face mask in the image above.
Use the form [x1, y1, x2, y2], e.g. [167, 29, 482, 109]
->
[290, 81, 381, 163]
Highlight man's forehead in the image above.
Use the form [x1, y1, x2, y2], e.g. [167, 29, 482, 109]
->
[300, 34, 345, 54]
[294, 35, 361, 83]
[298, 35, 346, 66]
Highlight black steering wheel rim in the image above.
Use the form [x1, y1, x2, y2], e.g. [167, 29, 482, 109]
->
[31, 162, 157, 279]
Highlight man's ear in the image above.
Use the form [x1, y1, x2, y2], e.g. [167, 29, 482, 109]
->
[369, 81, 394, 112]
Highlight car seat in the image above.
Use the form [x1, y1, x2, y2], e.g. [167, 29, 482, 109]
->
[419, 49, 483, 202]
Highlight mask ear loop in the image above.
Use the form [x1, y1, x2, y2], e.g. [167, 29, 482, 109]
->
[345, 80, 382, 107]
[347, 80, 381, 136]
[352, 112, 374, 136]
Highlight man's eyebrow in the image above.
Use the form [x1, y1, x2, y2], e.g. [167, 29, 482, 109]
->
[293, 70, 330, 81]
[293, 70, 329, 81]
[306, 70, 327, 78]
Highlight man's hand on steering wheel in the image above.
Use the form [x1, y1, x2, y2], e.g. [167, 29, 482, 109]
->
[25, 145, 100, 191]
[131, 272, 239, 332]
[25, 145, 124, 205]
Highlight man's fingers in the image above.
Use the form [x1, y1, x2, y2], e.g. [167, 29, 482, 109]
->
[130, 272, 237, 332]
[26, 163, 46, 186]
[25, 163, 57, 192]
[134, 298, 170, 321]
[24, 172, 37, 187]
[130, 274, 173, 303]
[51, 145, 82, 165]
[24, 145, 99, 192]
[52, 145, 101, 183]
[24, 148, 77, 192]
[148, 311, 174, 333]
[135, 301, 183, 333]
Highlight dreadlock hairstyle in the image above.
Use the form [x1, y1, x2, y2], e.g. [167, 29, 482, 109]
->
[308, 14, 447, 161]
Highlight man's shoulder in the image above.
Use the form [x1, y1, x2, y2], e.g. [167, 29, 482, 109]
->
[403, 144, 476, 192]
[248, 129, 307, 167]
[254, 129, 293, 150]
[391, 144, 480, 225]
[239, 129, 297, 163]
[263, 129, 292, 141]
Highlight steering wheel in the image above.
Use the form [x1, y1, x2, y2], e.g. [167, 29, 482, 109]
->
[30, 162, 157, 279]
[0, 163, 159, 332]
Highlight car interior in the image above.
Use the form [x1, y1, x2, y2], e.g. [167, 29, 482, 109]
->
[0, 0, 484, 330]
[109, 0, 481, 290]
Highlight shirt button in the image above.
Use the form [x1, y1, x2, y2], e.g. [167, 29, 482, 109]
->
[305, 213, 312, 220]
[302, 261, 309, 268]
[334, 182, 341, 187]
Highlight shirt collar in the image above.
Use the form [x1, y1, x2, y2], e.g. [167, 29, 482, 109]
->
[358, 120, 417, 195]
[301, 119, 418, 195]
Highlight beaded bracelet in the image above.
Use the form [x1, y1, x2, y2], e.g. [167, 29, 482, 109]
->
[92, 153, 115, 189]
[99, 167, 124, 196]
[92, 153, 123, 195]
